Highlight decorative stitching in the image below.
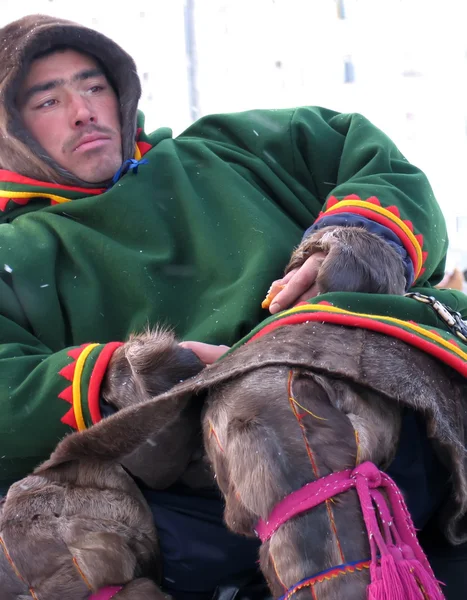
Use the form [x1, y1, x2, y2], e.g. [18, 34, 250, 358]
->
[72, 556, 93, 591]
[287, 370, 345, 564]
[208, 418, 225, 452]
[354, 430, 361, 467]
[269, 549, 287, 592]
[0, 536, 26, 583]
[290, 396, 328, 421]
[287, 370, 319, 479]
[278, 559, 371, 600]
[0, 535, 38, 599]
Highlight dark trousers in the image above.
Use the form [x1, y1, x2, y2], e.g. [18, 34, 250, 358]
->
[421, 522, 467, 600]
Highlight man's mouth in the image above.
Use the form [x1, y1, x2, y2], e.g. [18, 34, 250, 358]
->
[73, 134, 111, 152]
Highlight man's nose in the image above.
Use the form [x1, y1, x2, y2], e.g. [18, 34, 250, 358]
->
[70, 93, 96, 128]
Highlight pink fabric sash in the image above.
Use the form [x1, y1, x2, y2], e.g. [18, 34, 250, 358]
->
[256, 461, 444, 599]
[89, 586, 123, 600]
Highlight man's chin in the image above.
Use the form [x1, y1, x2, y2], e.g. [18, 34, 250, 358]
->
[72, 159, 122, 186]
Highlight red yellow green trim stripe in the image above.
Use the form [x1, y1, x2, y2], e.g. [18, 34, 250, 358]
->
[135, 128, 153, 158]
[58, 342, 124, 431]
[316, 196, 425, 281]
[72, 343, 100, 431]
[236, 301, 467, 378]
[280, 303, 467, 359]
[0, 142, 151, 212]
[0, 190, 71, 205]
[326, 199, 423, 272]
[88, 342, 124, 424]
[0, 169, 104, 193]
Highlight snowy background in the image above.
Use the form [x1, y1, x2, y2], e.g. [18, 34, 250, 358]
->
[3, 0, 467, 268]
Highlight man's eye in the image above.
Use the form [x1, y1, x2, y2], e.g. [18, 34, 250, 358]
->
[88, 85, 104, 93]
[36, 99, 57, 109]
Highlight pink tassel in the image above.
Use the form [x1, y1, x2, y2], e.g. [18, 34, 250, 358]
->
[367, 580, 386, 600]
[352, 465, 445, 599]
[367, 583, 379, 600]
[396, 561, 427, 600]
[368, 554, 409, 600]
[381, 554, 408, 599]
[405, 560, 444, 600]
[392, 544, 444, 599]
[369, 555, 444, 600]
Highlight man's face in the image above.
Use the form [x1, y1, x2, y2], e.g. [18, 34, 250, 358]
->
[18, 49, 122, 183]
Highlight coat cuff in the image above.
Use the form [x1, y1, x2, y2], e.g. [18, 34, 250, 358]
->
[57, 341, 124, 431]
[306, 195, 427, 287]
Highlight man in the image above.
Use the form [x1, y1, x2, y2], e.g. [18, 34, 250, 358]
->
[0, 13, 465, 600]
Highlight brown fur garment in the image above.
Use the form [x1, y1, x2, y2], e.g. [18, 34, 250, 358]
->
[101, 328, 208, 489]
[203, 366, 401, 599]
[0, 329, 205, 600]
[1, 324, 465, 598]
[37, 322, 467, 546]
[0, 464, 159, 599]
[96, 322, 467, 544]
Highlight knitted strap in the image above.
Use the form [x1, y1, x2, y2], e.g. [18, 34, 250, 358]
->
[256, 462, 444, 599]
[255, 469, 353, 542]
[89, 586, 123, 600]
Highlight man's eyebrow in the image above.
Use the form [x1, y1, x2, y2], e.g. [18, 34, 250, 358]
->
[72, 68, 105, 82]
[22, 78, 64, 104]
[21, 69, 105, 104]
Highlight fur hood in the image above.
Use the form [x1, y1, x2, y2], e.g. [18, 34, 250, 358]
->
[0, 14, 141, 187]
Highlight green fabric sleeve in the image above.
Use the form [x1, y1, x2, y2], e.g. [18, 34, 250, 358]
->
[181, 106, 447, 287]
[291, 107, 446, 286]
[0, 303, 120, 485]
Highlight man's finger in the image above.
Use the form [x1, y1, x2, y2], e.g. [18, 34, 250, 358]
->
[269, 253, 325, 314]
[294, 282, 321, 305]
[179, 341, 230, 364]
[261, 269, 298, 307]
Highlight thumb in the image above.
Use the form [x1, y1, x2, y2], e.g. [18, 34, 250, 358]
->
[179, 341, 230, 365]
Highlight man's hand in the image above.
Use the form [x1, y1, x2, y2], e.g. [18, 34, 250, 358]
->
[266, 252, 326, 314]
[179, 341, 230, 364]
